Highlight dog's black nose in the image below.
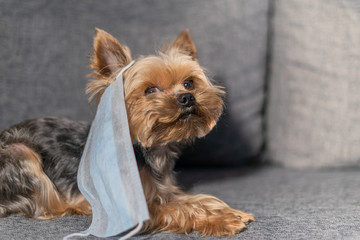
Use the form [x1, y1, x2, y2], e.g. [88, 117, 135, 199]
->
[178, 93, 195, 108]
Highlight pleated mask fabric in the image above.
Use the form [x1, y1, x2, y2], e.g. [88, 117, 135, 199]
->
[64, 60, 149, 239]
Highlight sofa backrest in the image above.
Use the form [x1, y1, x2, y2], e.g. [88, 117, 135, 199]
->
[0, 0, 269, 166]
[266, 0, 360, 168]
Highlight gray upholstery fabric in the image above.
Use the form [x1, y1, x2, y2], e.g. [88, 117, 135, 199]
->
[0, 0, 269, 166]
[266, 0, 360, 168]
[1, 167, 360, 239]
[3, 1, 360, 239]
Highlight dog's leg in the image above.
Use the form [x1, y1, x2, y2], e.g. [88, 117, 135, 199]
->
[0, 132, 90, 219]
[139, 168, 254, 236]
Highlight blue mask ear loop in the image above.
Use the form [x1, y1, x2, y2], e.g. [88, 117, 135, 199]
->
[118, 221, 143, 240]
[63, 60, 143, 240]
[118, 60, 135, 78]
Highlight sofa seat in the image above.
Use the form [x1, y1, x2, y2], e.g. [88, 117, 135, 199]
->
[1, 166, 359, 239]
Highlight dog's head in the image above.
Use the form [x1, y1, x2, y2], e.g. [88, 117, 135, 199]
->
[87, 28, 224, 147]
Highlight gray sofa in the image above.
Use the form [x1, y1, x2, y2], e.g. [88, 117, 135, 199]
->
[1, 0, 360, 239]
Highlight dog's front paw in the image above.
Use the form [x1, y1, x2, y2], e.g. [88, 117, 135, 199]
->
[237, 209, 256, 224]
[143, 194, 255, 236]
[195, 207, 255, 236]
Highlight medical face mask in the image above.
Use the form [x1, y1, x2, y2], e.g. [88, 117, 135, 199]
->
[64, 61, 149, 240]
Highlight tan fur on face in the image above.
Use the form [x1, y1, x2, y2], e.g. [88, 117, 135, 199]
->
[124, 49, 224, 147]
[87, 29, 224, 147]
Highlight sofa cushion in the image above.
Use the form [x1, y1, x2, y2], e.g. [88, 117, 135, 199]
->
[266, 0, 360, 168]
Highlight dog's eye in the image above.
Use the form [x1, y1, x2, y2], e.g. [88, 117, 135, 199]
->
[184, 79, 194, 90]
[145, 86, 159, 95]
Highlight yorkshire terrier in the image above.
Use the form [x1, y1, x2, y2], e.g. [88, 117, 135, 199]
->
[0, 28, 254, 236]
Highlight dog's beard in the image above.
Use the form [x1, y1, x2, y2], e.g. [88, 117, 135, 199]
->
[127, 87, 223, 147]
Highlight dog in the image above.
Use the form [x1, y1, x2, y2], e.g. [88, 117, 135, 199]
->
[0, 28, 254, 236]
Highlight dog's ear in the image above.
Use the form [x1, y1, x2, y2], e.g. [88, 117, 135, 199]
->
[87, 28, 132, 104]
[172, 29, 197, 60]
[91, 28, 132, 77]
